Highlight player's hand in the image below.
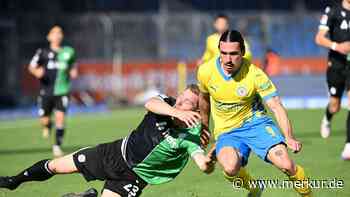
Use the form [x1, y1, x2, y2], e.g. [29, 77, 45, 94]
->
[35, 67, 45, 79]
[203, 156, 216, 174]
[335, 41, 350, 55]
[286, 137, 302, 153]
[207, 144, 217, 162]
[173, 109, 200, 128]
[200, 126, 211, 148]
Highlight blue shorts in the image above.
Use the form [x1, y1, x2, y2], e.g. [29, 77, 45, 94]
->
[216, 117, 285, 166]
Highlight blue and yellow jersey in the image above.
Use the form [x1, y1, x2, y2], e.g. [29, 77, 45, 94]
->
[201, 33, 252, 63]
[197, 57, 278, 139]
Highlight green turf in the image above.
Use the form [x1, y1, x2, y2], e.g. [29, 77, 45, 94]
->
[0, 108, 349, 197]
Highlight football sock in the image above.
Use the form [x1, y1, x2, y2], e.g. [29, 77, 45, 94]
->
[55, 127, 65, 146]
[346, 111, 350, 143]
[325, 105, 333, 122]
[11, 160, 54, 187]
[288, 165, 312, 197]
[223, 168, 260, 193]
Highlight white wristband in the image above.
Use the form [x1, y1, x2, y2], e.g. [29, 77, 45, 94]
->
[331, 42, 337, 51]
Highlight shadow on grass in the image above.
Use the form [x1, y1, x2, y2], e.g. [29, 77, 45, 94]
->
[0, 145, 92, 155]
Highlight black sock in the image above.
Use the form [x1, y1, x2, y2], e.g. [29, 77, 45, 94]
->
[325, 105, 334, 122]
[12, 160, 54, 186]
[347, 111, 350, 143]
[55, 128, 65, 146]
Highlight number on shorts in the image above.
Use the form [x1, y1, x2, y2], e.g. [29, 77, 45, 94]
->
[265, 126, 276, 137]
[123, 184, 139, 197]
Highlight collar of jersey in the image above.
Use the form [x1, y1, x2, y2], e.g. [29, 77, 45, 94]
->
[216, 57, 242, 81]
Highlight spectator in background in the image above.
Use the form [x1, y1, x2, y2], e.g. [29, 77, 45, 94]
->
[262, 48, 281, 76]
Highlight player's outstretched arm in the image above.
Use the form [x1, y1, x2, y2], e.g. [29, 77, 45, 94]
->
[315, 28, 350, 55]
[199, 92, 211, 147]
[144, 96, 200, 127]
[192, 152, 215, 174]
[265, 96, 302, 153]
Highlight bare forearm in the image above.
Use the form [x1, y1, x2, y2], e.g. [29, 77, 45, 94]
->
[267, 97, 294, 138]
[273, 106, 293, 138]
[199, 93, 210, 128]
[144, 98, 176, 116]
[315, 31, 334, 50]
[28, 67, 44, 79]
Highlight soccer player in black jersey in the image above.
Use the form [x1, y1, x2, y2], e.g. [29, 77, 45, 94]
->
[0, 85, 215, 197]
[28, 26, 78, 157]
[315, 0, 350, 160]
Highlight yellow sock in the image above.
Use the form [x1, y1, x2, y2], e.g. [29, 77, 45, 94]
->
[223, 167, 259, 193]
[288, 165, 312, 197]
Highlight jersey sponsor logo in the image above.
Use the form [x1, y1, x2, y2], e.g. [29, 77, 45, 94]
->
[236, 86, 248, 97]
[47, 60, 68, 70]
[214, 100, 243, 112]
[341, 11, 346, 17]
[165, 134, 178, 148]
[340, 20, 349, 30]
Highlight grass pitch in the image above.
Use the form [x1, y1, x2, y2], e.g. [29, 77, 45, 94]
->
[0, 108, 349, 197]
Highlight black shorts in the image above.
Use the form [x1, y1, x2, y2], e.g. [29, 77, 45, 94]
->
[72, 139, 147, 197]
[326, 58, 350, 98]
[37, 95, 69, 117]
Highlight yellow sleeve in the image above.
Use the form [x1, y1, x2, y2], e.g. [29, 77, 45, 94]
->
[254, 67, 278, 101]
[243, 40, 252, 62]
[201, 37, 213, 63]
[197, 64, 211, 93]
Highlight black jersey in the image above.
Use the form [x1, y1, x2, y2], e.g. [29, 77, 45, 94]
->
[121, 94, 203, 184]
[29, 46, 76, 96]
[319, 4, 350, 63]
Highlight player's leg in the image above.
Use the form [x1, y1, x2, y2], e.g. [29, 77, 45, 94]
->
[267, 144, 312, 197]
[247, 120, 312, 197]
[0, 153, 78, 190]
[341, 83, 350, 159]
[102, 179, 147, 197]
[321, 67, 344, 138]
[101, 189, 122, 197]
[53, 95, 69, 157]
[38, 95, 54, 138]
[216, 133, 261, 196]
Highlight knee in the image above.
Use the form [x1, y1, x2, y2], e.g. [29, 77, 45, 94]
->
[222, 162, 240, 177]
[329, 102, 340, 113]
[40, 117, 50, 125]
[47, 159, 58, 173]
[277, 160, 296, 175]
